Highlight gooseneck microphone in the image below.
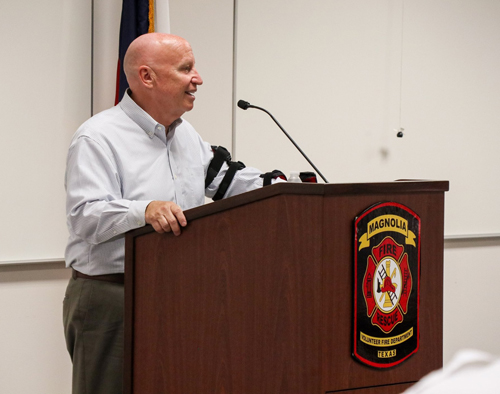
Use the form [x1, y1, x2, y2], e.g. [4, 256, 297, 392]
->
[237, 100, 329, 183]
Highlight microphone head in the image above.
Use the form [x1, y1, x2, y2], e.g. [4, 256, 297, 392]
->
[237, 100, 251, 110]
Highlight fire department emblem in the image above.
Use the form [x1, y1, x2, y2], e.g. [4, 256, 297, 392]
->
[353, 202, 420, 368]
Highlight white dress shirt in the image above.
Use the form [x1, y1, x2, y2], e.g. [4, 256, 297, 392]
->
[65, 92, 267, 275]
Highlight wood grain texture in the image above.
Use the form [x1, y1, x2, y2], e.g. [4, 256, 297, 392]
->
[125, 182, 447, 394]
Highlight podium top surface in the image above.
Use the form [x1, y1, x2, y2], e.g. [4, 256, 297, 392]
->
[127, 180, 448, 239]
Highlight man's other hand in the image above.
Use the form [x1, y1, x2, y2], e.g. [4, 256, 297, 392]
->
[145, 201, 187, 236]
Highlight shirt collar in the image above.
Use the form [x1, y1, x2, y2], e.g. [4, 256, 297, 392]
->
[119, 89, 183, 140]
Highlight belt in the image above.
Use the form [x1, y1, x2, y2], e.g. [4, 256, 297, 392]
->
[72, 268, 124, 284]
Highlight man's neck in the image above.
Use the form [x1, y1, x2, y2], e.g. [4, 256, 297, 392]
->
[128, 90, 178, 128]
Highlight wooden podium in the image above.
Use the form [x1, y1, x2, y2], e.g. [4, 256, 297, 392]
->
[124, 181, 448, 394]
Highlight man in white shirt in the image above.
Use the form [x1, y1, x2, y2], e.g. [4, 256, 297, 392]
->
[63, 33, 283, 394]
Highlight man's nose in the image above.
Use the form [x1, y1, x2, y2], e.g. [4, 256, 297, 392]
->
[192, 68, 203, 85]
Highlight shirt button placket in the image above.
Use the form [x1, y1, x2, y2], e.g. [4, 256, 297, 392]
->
[165, 137, 179, 205]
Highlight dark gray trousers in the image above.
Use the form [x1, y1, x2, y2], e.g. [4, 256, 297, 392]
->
[63, 276, 124, 394]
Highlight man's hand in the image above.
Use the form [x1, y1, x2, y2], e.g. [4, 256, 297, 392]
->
[145, 201, 187, 236]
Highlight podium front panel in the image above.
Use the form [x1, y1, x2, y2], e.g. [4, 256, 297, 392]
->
[125, 182, 447, 393]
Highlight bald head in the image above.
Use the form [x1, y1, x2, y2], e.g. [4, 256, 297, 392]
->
[123, 33, 188, 88]
[122, 33, 203, 127]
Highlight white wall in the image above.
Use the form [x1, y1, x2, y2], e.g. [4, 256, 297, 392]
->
[1, 1, 499, 393]
[443, 239, 500, 359]
[234, 0, 500, 237]
[0, 0, 90, 263]
[0, 263, 71, 394]
[0, 0, 88, 392]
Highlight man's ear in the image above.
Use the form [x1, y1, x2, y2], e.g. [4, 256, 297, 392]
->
[138, 66, 155, 88]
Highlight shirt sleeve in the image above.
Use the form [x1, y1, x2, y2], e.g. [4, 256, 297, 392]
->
[65, 135, 151, 245]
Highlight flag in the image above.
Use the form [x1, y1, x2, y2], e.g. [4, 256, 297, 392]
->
[115, 0, 155, 104]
